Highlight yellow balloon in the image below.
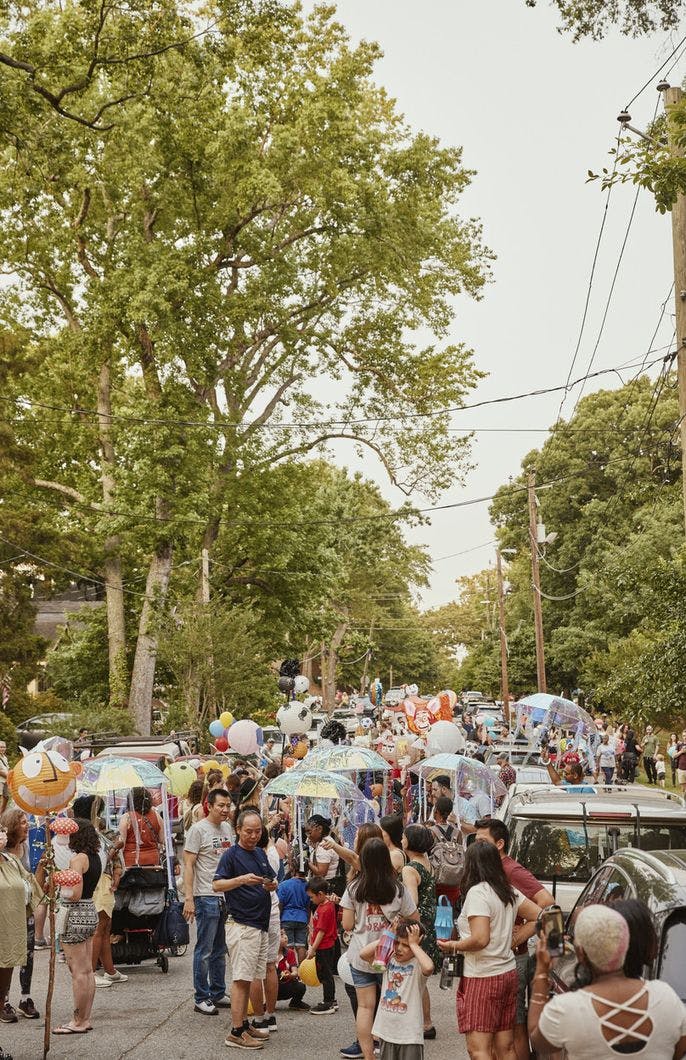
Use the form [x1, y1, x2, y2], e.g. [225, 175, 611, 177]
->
[202, 759, 221, 773]
[164, 762, 196, 797]
[219, 711, 234, 729]
[298, 958, 320, 987]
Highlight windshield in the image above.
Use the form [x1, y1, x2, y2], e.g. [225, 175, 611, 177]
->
[509, 817, 686, 882]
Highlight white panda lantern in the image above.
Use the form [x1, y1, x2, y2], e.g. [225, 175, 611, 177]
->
[276, 701, 313, 736]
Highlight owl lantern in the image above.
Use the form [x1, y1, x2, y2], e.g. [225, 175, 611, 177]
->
[8, 748, 82, 814]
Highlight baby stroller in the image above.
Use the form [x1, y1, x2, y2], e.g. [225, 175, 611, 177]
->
[111, 865, 170, 973]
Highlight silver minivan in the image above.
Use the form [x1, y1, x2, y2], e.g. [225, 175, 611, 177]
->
[499, 785, 686, 913]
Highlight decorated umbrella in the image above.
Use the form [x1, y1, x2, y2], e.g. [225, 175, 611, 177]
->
[78, 756, 174, 890]
[297, 744, 392, 814]
[262, 769, 376, 866]
[79, 755, 168, 793]
[516, 694, 597, 762]
[410, 753, 507, 820]
[299, 745, 391, 773]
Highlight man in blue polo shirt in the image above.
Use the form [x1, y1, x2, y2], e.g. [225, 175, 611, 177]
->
[213, 808, 277, 1050]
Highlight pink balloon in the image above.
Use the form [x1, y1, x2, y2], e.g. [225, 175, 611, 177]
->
[227, 719, 259, 756]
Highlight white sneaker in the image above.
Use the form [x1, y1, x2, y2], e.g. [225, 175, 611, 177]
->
[94, 975, 113, 988]
[104, 970, 128, 983]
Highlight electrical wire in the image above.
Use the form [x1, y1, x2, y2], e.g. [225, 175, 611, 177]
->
[625, 30, 686, 109]
[554, 126, 624, 429]
[0, 350, 670, 434]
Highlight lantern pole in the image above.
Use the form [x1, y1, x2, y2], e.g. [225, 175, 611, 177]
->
[43, 818, 56, 1059]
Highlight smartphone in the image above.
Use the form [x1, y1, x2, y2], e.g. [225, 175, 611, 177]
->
[540, 907, 565, 957]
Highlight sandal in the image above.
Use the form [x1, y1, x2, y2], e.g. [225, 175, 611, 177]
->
[53, 1025, 91, 1035]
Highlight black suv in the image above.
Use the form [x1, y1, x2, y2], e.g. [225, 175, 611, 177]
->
[549, 848, 686, 1003]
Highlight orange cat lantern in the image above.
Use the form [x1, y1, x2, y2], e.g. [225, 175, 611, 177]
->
[8, 747, 82, 814]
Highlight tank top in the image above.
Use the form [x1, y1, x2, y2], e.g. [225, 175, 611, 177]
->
[81, 853, 102, 900]
[123, 810, 161, 867]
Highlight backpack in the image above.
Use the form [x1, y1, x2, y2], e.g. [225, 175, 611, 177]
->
[429, 824, 464, 887]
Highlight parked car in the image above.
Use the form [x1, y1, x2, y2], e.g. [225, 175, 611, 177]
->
[549, 848, 686, 1002]
[16, 712, 77, 749]
[499, 785, 686, 912]
[331, 709, 359, 736]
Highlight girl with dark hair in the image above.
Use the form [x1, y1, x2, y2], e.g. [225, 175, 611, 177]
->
[379, 814, 406, 874]
[402, 825, 439, 1039]
[438, 841, 539, 1059]
[612, 898, 658, 979]
[305, 814, 340, 882]
[341, 838, 418, 1060]
[54, 818, 102, 1035]
[119, 787, 162, 868]
[622, 729, 640, 784]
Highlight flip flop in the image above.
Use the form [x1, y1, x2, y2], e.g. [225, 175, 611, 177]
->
[53, 1026, 90, 1035]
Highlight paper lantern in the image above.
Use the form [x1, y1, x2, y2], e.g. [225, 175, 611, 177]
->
[164, 762, 196, 797]
[215, 736, 229, 753]
[292, 741, 308, 759]
[50, 817, 79, 836]
[298, 958, 320, 987]
[53, 869, 82, 888]
[276, 702, 312, 736]
[202, 759, 221, 774]
[278, 676, 295, 693]
[407, 683, 419, 697]
[219, 711, 234, 729]
[227, 719, 260, 756]
[209, 719, 224, 739]
[293, 675, 310, 695]
[426, 720, 464, 756]
[337, 953, 355, 986]
[8, 749, 82, 814]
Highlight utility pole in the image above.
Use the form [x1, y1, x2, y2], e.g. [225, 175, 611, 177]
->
[201, 547, 210, 605]
[527, 469, 547, 692]
[496, 549, 510, 724]
[662, 85, 686, 533]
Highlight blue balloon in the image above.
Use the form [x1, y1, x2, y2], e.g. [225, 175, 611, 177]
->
[209, 719, 224, 738]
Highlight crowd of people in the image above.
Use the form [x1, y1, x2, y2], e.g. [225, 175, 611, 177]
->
[1, 707, 686, 1060]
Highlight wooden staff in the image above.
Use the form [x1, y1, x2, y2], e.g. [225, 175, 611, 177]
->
[43, 819, 56, 1060]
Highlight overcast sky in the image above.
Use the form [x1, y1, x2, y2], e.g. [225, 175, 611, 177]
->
[304, 0, 681, 608]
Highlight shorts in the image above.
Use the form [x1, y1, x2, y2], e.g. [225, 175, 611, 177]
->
[282, 920, 308, 948]
[456, 970, 518, 1033]
[60, 900, 99, 945]
[267, 914, 280, 963]
[351, 965, 383, 988]
[226, 920, 268, 982]
[378, 1043, 423, 1060]
[514, 953, 533, 1024]
[677, 769, 686, 785]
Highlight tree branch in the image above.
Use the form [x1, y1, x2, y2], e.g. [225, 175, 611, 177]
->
[34, 478, 105, 511]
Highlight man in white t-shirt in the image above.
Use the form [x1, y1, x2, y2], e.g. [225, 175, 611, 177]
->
[183, 789, 234, 1015]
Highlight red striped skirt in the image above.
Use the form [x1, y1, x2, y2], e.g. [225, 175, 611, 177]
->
[456, 970, 518, 1033]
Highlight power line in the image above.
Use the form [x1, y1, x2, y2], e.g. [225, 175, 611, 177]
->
[625, 31, 686, 109]
[0, 350, 670, 434]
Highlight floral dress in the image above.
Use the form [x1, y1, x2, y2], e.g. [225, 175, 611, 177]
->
[408, 858, 439, 969]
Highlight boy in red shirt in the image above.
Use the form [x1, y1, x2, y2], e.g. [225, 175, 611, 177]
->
[305, 879, 338, 1014]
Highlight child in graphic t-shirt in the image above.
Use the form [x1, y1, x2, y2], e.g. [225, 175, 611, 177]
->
[359, 920, 433, 1060]
[305, 878, 338, 1014]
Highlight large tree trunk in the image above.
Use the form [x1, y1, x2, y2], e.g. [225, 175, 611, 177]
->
[321, 623, 347, 712]
[97, 364, 128, 706]
[128, 538, 173, 734]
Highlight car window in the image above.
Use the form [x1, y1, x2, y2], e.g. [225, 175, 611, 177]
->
[658, 912, 686, 1002]
[508, 817, 686, 882]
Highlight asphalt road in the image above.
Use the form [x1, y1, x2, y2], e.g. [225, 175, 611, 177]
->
[2, 943, 470, 1060]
